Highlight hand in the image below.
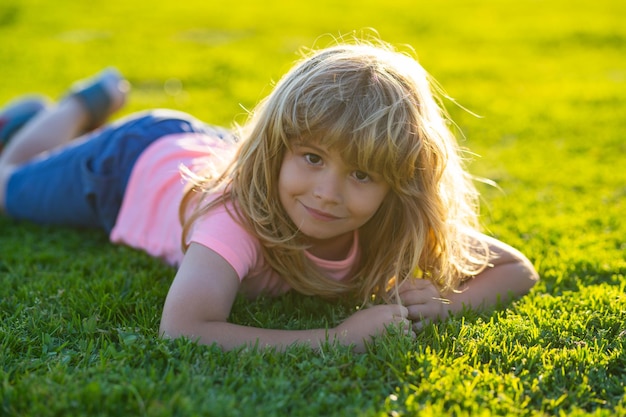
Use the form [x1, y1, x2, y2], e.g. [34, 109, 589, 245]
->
[398, 278, 450, 331]
[331, 304, 415, 352]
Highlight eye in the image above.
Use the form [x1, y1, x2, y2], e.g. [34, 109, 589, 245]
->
[304, 153, 323, 165]
[352, 170, 371, 183]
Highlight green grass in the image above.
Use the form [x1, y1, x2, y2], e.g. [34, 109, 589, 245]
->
[1, 0, 625, 415]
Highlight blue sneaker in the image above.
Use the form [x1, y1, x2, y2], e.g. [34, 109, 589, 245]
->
[0, 95, 49, 150]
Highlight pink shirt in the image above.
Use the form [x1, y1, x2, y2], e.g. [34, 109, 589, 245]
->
[110, 133, 360, 298]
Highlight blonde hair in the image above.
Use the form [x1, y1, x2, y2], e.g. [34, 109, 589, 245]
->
[180, 39, 489, 304]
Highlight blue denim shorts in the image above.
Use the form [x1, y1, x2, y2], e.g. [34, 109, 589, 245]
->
[5, 109, 230, 233]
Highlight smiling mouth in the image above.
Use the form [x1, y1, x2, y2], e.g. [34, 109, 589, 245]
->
[302, 204, 342, 221]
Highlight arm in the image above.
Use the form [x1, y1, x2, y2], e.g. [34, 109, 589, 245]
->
[399, 233, 539, 324]
[160, 243, 413, 352]
[445, 234, 539, 312]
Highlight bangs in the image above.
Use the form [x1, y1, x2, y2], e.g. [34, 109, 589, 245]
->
[259, 44, 444, 192]
[281, 69, 424, 189]
[330, 109, 422, 189]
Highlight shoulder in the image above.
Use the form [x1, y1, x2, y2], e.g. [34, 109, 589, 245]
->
[188, 200, 263, 281]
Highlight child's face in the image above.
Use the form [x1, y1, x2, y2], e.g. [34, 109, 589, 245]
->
[278, 140, 390, 257]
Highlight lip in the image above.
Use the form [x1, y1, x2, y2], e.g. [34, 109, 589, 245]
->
[302, 203, 342, 221]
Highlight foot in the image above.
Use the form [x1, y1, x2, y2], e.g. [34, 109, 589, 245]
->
[0, 95, 50, 152]
[64, 67, 130, 131]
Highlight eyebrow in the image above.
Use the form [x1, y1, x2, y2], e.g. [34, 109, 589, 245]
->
[292, 141, 329, 156]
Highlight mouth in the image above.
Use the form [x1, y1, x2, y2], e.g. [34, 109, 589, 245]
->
[301, 203, 342, 221]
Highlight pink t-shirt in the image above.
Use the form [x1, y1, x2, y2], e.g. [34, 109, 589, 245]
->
[110, 133, 360, 298]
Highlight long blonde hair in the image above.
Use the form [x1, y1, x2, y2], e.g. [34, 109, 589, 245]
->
[180, 39, 489, 303]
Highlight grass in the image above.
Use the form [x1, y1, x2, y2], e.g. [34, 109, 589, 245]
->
[1, 0, 625, 415]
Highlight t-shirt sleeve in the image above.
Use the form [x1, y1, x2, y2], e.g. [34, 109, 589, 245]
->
[187, 204, 260, 281]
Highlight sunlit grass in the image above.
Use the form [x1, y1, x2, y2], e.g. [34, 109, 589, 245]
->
[1, 0, 625, 415]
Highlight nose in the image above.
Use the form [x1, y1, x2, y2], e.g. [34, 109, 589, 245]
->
[312, 171, 343, 204]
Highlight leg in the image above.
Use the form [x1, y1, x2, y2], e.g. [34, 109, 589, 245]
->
[0, 95, 50, 151]
[0, 68, 128, 212]
[3, 109, 220, 232]
[0, 98, 89, 167]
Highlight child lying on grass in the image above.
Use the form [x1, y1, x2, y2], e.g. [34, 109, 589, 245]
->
[0, 38, 538, 352]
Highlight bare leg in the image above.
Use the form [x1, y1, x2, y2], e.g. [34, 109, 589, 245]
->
[0, 98, 89, 166]
[0, 69, 129, 213]
[0, 98, 90, 211]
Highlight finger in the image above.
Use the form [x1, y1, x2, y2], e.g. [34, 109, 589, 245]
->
[406, 302, 442, 322]
[391, 304, 409, 318]
[397, 318, 414, 337]
[405, 304, 422, 321]
[406, 302, 437, 320]
[390, 316, 410, 327]
[402, 323, 416, 338]
[385, 318, 409, 336]
[399, 286, 440, 306]
[412, 318, 433, 333]
[412, 320, 422, 332]
[400, 290, 433, 306]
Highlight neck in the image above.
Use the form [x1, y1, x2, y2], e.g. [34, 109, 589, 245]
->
[306, 232, 354, 261]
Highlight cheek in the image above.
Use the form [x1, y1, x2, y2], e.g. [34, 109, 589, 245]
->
[355, 187, 390, 218]
[371, 185, 390, 208]
[277, 165, 289, 204]
[277, 157, 301, 201]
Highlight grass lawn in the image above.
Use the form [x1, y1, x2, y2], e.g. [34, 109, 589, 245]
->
[1, 0, 625, 415]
